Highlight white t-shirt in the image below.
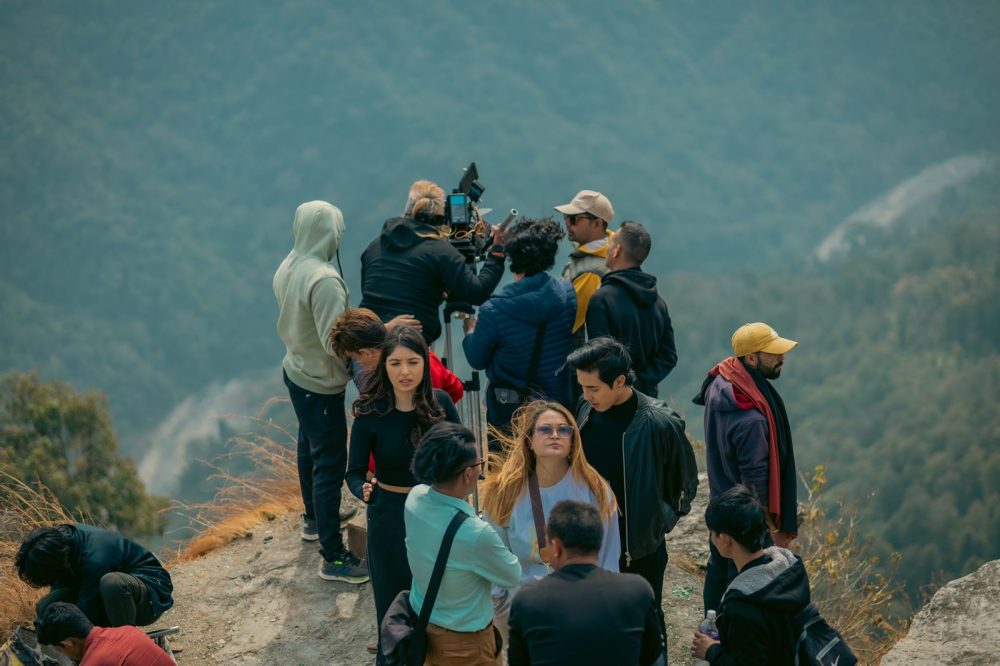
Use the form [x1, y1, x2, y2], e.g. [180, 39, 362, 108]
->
[490, 469, 621, 593]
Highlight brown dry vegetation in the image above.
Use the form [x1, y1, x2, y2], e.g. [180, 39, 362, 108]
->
[0, 472, 87, 637]
[170, 402, 302, 564]
[796, 465, 911, 664]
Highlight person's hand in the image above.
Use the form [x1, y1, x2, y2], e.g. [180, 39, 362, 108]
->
[386, 314, 422, 333]
[488, 222, 504, 246]
[692, 631, 720, 660]
[462, 315, 477, 334]
[362, 478, 378, 503]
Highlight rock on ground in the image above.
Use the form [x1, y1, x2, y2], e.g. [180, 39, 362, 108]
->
[881, 559, 1000, 666]
[160, 480, 713, 665]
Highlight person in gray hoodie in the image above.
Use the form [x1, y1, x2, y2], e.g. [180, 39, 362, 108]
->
[273, 200, 368, 583]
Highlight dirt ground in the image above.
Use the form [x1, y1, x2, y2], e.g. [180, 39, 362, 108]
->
[161, 496, 709, 665]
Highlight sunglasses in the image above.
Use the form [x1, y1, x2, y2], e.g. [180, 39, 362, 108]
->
[535, 424, 574, 438]
[564, 213, 596, 225]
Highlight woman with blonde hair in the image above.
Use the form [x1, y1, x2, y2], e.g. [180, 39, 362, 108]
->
[481, 400, 620, 640]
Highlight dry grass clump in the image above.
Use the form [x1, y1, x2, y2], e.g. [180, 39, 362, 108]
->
[0, 472, 86, 637]
[796, 465, 910, 664]
[170, 406, 302, 563]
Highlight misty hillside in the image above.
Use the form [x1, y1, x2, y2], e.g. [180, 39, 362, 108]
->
[2, 1, 998, 438]
[2, 1, 999, 600]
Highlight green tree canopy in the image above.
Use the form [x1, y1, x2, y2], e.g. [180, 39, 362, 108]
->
[0, 372, 167, 534]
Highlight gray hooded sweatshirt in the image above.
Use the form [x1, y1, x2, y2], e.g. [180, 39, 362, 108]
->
[273, 201, 350, 394]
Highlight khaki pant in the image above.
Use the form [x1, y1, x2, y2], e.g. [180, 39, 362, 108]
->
[424, 622, 501, 666]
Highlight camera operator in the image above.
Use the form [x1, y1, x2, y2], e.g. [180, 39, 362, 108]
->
[360, 180, 506, 345]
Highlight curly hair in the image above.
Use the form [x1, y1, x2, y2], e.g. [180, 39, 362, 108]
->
[352, 326, 444, 446]
[505, 217, 565, 276]
[411, 421, 479, 485]
[481, 400, 616, 527]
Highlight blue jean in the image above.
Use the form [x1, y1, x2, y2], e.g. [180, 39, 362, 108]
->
[284, 371, 348, 561]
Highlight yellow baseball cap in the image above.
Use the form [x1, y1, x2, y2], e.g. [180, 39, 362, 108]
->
[731, 322, 798, 357]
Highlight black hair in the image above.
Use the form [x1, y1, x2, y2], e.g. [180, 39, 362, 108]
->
[615, 221, 652, 266]
[505, 217, 565, 276]
[411, 421, 479, 484]
[15, 525, 75, 587]
[546, 500, 603, 555]
[705, 484, 768, 552]
[353, 325, 444, 445]
[565, 336, 636, 387]
[35, 602, 93, 646]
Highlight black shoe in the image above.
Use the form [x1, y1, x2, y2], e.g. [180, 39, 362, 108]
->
[319, 550, 369, 584]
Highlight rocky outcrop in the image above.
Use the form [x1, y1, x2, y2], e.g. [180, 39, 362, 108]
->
[881, 559, 1000, 665]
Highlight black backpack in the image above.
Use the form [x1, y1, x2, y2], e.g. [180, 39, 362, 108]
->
[793, 604, 858, 666]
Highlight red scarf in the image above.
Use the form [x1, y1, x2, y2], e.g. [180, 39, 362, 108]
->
[708, 357, 783, 527]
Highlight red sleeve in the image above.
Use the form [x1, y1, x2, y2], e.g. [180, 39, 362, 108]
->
[428, 351, 464, 403]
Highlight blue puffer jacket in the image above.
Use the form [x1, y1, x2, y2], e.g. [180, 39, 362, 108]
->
[462, 273, 576, 420]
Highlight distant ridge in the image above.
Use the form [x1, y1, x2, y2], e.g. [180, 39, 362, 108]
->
[816, 154, 995, 261]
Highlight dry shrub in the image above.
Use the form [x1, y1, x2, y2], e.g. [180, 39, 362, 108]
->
[0, 471, 86, 637]
[796, 465, 909, 664]
[170, 401, 302, 563]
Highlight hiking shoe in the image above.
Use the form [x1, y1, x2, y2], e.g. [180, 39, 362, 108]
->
[340, 505, 359, 524]
[301, 515, 319, 542]
[319, 551, 369, 584]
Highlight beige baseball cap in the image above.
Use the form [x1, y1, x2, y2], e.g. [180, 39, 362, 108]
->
[554, 190, 614, 222]
[731, 322, 798, 357]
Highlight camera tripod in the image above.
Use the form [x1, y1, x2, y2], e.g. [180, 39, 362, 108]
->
[441, 301, 488, 514]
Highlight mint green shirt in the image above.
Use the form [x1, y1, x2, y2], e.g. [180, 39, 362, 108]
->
[404, 485, 521, 631]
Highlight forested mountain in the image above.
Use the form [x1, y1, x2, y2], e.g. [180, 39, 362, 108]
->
[1, 1, 997, 594]
[666, 171, 1000, 596]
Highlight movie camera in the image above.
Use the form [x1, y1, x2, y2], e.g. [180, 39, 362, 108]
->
[445, 162, 516, 264]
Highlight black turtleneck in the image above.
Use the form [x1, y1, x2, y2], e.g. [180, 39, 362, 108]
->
[581, 391, 638, 508]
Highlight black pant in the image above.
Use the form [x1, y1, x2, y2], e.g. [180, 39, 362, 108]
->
[37, 573, 156, 627]
[621, 540, 668, 658]
[367, 488, 412, 665]
[703, 532, 773, 614]
[284, 371, 348, 561]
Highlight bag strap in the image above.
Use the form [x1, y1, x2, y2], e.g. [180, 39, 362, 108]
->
[527, 472, 547, 552]
[415, 511, 470, 633]
[525, 322, 548, 391]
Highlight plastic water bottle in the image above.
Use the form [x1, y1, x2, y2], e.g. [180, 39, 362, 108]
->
[694, 610, 720, 666]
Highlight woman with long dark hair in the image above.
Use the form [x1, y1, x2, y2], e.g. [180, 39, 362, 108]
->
[346, 326, 460, 662]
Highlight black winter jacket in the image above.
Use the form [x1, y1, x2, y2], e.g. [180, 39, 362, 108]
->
[53, 524, 173, 626]
[706, 547, 810, 665]
[359, 217, 505, 344]
[586, 268, 677, 398]
[577, 391, 698, 562]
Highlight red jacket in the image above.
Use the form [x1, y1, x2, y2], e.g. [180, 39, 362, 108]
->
[428, 350, 463, 404]
[81, 626, 174, 666]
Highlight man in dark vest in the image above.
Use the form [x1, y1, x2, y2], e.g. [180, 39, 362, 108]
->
[586, 220, 677, 398]
[554, 189, 614, 345]
[693, 322, 800, 614]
